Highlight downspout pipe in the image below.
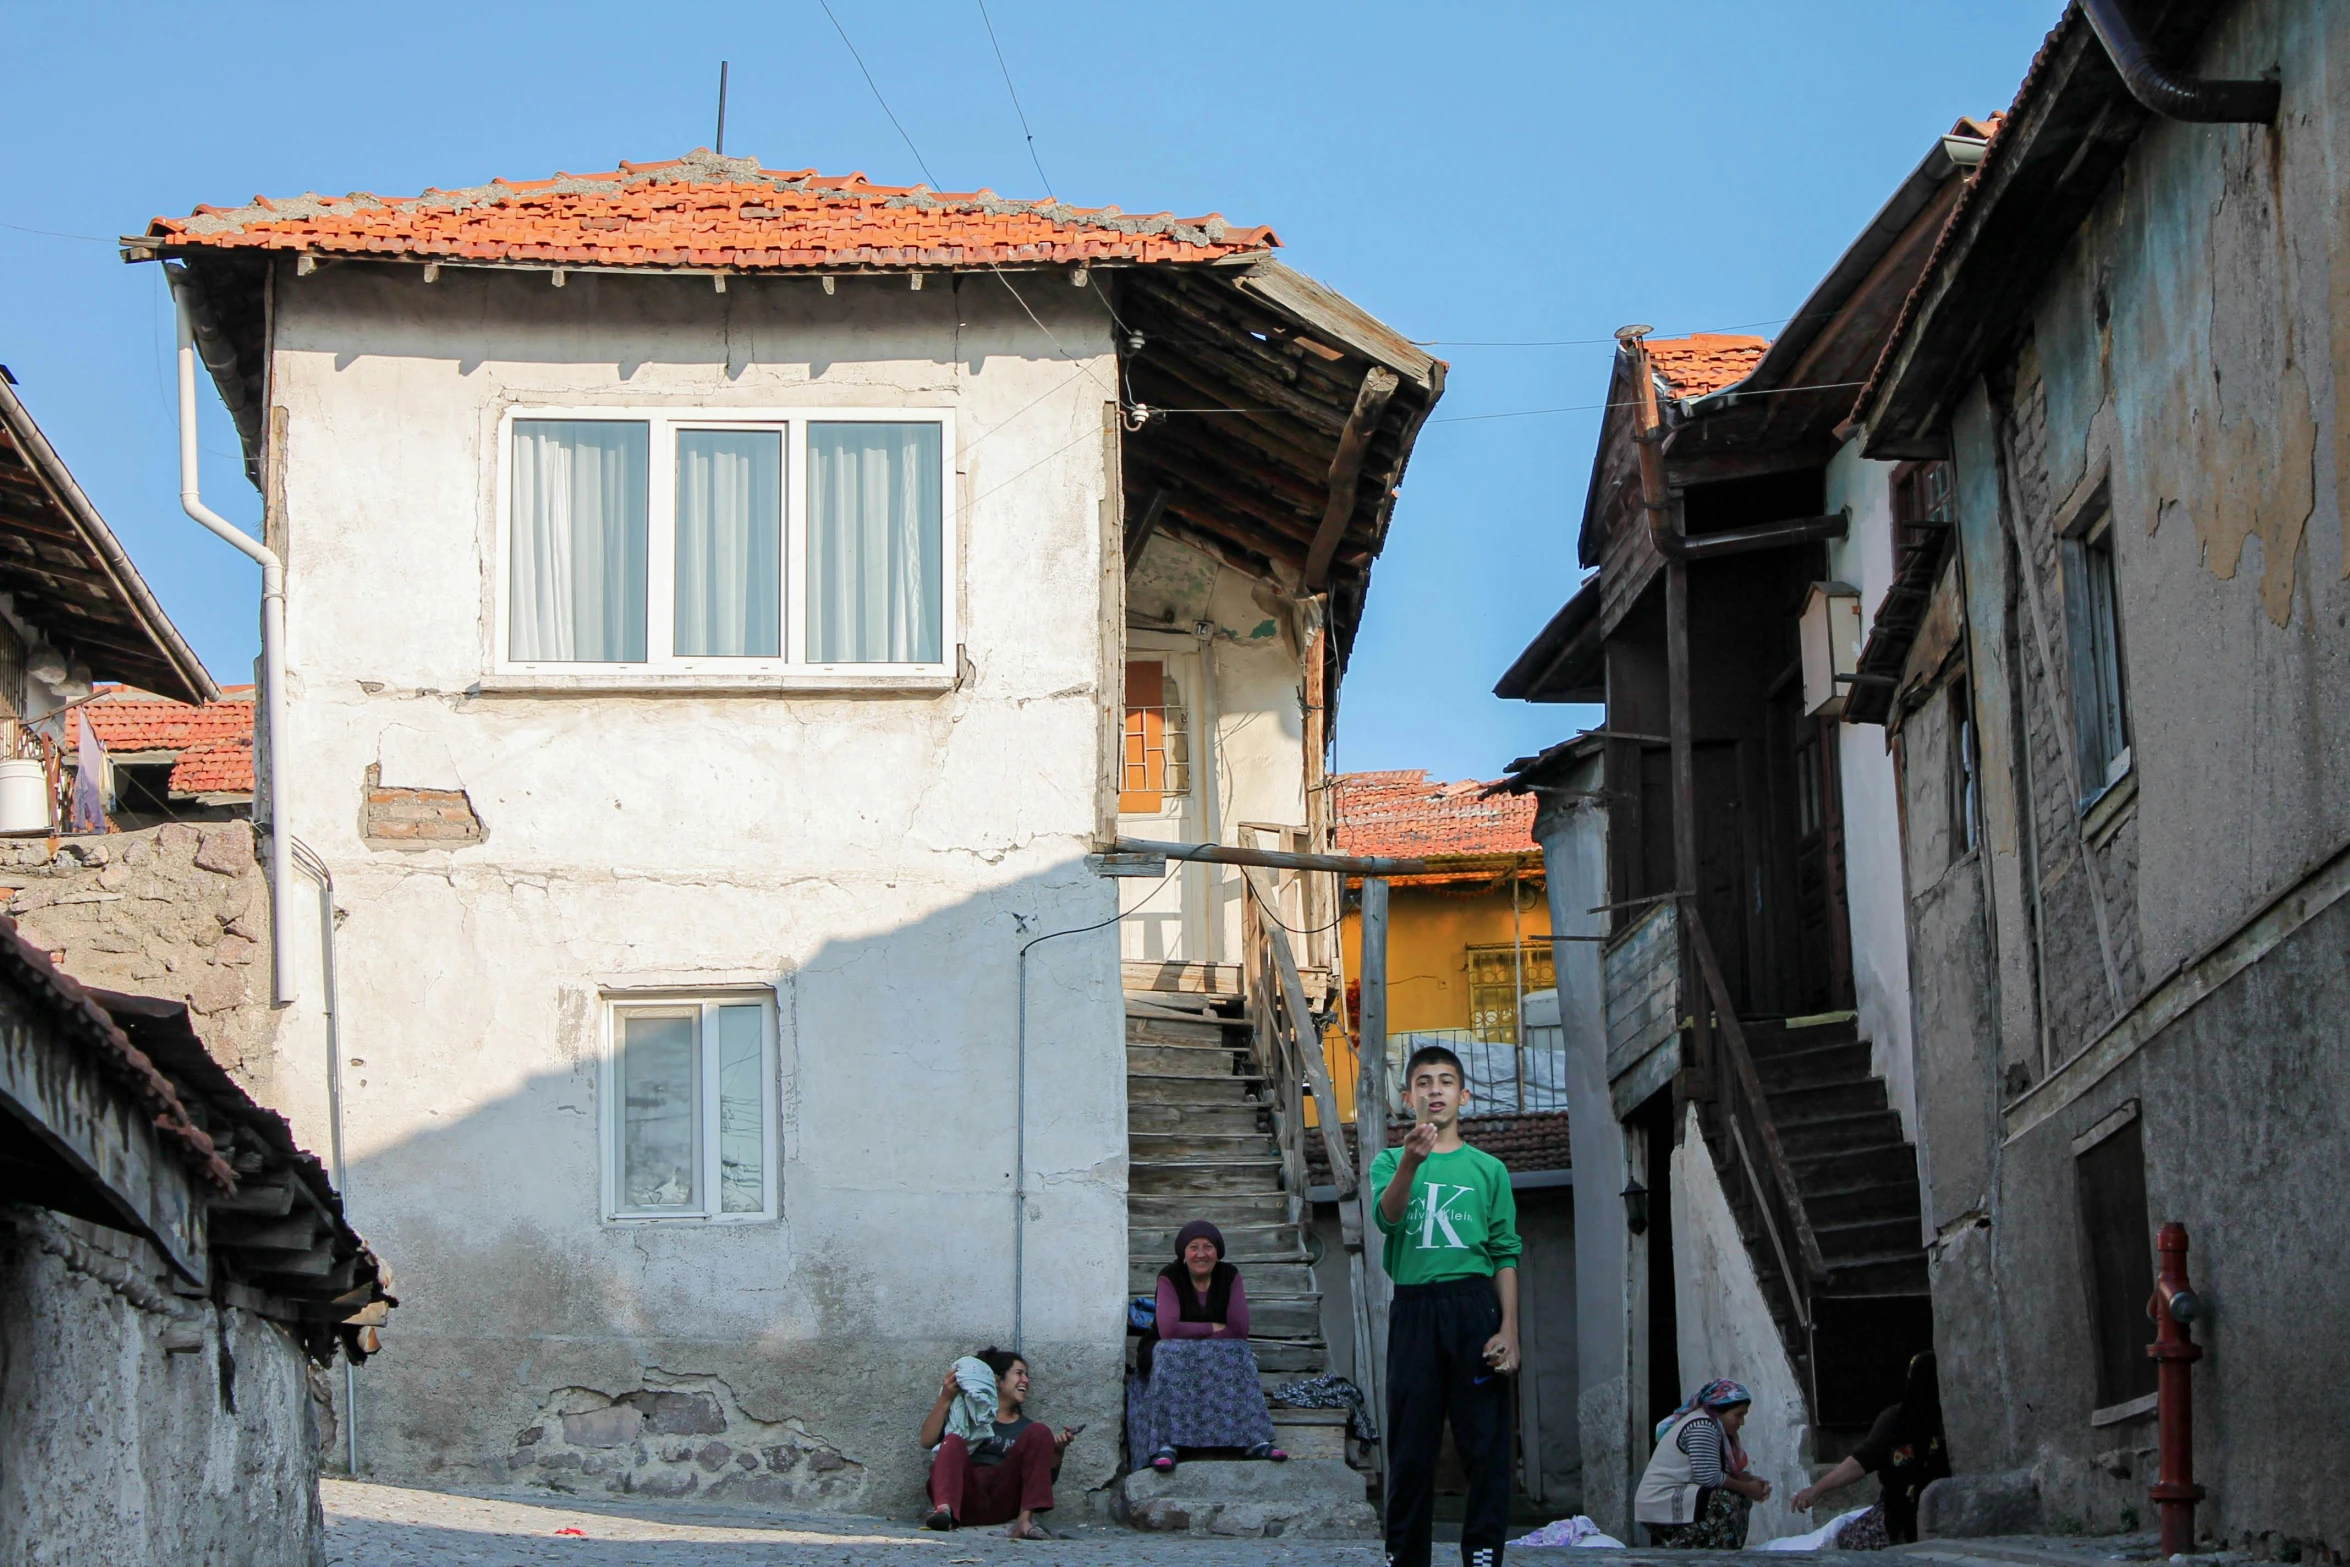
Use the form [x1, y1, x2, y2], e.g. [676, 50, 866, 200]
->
[289, 836, 354, 1475]
[168, 265, 297, 1004]
[2080, 0, 2278, 123]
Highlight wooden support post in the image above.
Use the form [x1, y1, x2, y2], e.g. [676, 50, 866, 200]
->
[1353, 876, 1394, 1472]
[1665, 557, 1711, 1101]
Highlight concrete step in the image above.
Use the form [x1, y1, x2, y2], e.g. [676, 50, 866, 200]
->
[1131, 1158, 1287, 1196]
[1129, 1193, 1295, 1228]
[1115, 1459, 1375, 1538]
[1789, 1141, 1919, 1195]
[1128, 1101, 1269, 1136]
[1128, 1260, 1318, 1297]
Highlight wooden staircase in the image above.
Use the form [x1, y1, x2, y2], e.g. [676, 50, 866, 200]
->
[1704, 1012, 1932, 1442]
[1126, 992, 1329, 1384]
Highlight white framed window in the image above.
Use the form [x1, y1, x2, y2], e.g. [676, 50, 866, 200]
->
[497, 408, 956, 680]
[2061, 498, 2131, 806]
[602, 991, 779, 1223]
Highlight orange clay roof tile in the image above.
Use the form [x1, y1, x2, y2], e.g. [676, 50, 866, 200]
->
[1644, 333, 1770, 399]
[1334, 770, 1538, 861]
[147, 151, 1276, 273]
[67, 686, 254, 756]
[167, 739, 254, 796]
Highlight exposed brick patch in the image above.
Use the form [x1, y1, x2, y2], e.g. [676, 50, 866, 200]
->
[361, 764, 483, 850]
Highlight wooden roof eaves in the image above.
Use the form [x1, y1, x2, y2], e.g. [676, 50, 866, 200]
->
[1227, 260, 1443, 392]
[0, 381, 218, 706]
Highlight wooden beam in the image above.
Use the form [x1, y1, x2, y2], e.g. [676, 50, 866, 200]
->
[1123, 486, 1169, 574]
[1157, 494, 1308, 570]
[1115, 835, 1429, 877]
[1305, 367, 1400, 589]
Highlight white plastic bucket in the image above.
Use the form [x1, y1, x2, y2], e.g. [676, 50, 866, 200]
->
[0, 759, 50, 835]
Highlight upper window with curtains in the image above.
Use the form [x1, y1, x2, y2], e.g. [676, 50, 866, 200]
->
[497, 408, 954, 680]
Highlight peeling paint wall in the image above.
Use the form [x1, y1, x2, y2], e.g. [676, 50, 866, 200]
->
[1824, 443, 1921, 1147]
[0, 1206, 327, 1567]
[1902, 0, 2350, 1553]
[258, 266, 1131, 1511]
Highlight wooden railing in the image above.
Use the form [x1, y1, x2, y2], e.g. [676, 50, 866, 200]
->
[1682, 907, 1827, 1334]
[1240, 867, 1357, 1205]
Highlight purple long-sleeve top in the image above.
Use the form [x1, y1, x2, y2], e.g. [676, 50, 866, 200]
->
[1155, 1270, 1251, 1340]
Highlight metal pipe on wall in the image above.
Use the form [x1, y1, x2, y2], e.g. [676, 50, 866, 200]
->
[169, 266, 296, 1005]
[289, 836, 355, 1475]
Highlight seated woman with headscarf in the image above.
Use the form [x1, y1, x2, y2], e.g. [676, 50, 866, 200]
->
[1636, 1378, 1773, 1548]
[1126, 1219, 1287, 1473]
[1793, 1351, 1950, 1548]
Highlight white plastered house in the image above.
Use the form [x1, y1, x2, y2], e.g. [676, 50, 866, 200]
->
[132, 150, 1442, 1510]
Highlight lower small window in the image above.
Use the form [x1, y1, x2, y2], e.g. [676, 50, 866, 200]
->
[607, 994, 777, 1221]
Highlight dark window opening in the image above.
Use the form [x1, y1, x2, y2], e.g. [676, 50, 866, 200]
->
[1948, 681, 1979, 855]
[1636, 1089, 1682, 1434]
[111, 762, 177, 819]
[2062, 503, 2131, 802]
[1891, 460, 1954, 555]
[2077, 1115, 2158, 1409]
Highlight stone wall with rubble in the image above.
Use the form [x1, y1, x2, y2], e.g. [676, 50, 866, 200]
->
[0, 822, 279, 1093]
[0, 1206, 328, 1567]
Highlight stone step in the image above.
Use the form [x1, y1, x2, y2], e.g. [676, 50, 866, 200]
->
[1129, 1193, 1295, 1228]
[1131, 1158, 1287, 1196]
[1128, 1101, 1269, 1136]
[1752, 1038, 1876, 1093]
[1817, 1248, 1931, 1296]
[1792, 1178, 1922, 1230]
[1789, 1141, 1919, 1196]
[1116, 1459, 1376, 1539]
[1125, 1294, 1325, 1339]
[1816, 1214, 1924, 1261]
[1127, 1260, 1317, 1297]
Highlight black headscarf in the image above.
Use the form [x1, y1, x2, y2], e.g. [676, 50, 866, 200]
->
[1159, 1218, 1238, 1324]
[1891, 1350, 1944, 1450]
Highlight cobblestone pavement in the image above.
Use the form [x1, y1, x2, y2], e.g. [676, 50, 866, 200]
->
[323, 1481, 2166, 1567]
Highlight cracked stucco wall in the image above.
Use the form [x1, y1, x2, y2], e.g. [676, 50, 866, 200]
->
[259, 266, 1129, 1511]
[0, 1206, 327, 1567]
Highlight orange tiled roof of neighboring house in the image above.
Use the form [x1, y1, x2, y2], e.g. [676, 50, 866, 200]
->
[68, 686, 255, 795]
[167, 738, 254, 796]
[1306, 1111, 1571, 1185]
[68, 686, 253, 755]
[145, 150, 1277, 272]
[1334, 769, 1538, 861]
[1645, 332, 1769, 399]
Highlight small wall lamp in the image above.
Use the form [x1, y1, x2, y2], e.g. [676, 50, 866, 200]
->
[1621, 1178, 1650, 1237]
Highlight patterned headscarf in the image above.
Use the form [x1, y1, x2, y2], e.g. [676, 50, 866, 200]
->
[1654, 1378, 1753, 1442]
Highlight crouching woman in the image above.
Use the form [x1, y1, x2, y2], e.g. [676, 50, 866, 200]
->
[919, 1348, 1076, 1539]
[1636, 1378, 1772, 1548]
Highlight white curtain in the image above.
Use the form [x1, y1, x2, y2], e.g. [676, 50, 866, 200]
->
[807, 422, 943, 663]
[619, 1014, 696, 1210]
[510, 420, 648, 662]
[675, 430, 782, 657]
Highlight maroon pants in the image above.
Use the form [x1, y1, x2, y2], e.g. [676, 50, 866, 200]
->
[929, 1427, 1057, 1526]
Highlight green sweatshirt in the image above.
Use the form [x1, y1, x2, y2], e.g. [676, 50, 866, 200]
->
[1369, 1141, 1523, 1286]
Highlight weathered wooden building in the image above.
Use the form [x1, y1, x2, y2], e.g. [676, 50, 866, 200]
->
[1847, 0, 2349, 1553]
[1494, 121, 1992, 1539]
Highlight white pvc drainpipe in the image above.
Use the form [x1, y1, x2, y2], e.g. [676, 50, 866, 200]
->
[169, 268, 296, 1004]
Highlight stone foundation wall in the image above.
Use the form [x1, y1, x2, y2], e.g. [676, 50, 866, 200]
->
[0, 823, 277, 1090]
[0, 1207, 327, 1567]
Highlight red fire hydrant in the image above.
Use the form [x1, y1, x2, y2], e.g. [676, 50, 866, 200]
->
[2149, 1222, 2205, 1556]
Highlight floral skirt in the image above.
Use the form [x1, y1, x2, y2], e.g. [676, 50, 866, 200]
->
[1126, 1338, 1274, 1459]
[1835, 1505, 1891, 1550]
[1647, 1487, 1751, 1549]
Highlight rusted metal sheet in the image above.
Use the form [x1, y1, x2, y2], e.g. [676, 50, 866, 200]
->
[0, 984, 207, 1283]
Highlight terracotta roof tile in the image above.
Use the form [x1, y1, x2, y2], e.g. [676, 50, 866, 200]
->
[146, 151, 1276, 273]
[1645, 333, 1770, 399]
[1334, 770, 1538, 861]
[1307, 1111, 1572, 1185]
[168, 738, 254, 796]
[69, 685, 254, 756]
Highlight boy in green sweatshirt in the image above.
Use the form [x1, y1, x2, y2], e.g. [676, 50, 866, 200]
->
[1370, 1043, 1521, 1567]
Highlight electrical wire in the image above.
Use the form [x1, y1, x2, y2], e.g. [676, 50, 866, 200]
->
[817, 0, 941, 191]
[1428, 378, 1870, 426]
[975, 0, 1053, 201]
[0, 219, 112, 243]
[1242, 867, 1347, 938]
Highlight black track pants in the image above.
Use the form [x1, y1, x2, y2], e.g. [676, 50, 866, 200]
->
[1384, 1276, 1511, 1567]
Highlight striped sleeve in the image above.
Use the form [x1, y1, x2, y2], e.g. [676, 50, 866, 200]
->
[1677, 1416, 1725, 1486]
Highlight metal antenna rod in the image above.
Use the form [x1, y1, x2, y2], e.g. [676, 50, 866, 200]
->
[716, 61, 730, 154]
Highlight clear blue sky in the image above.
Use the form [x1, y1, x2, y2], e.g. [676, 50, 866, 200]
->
[0, 1, 2058, 781]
